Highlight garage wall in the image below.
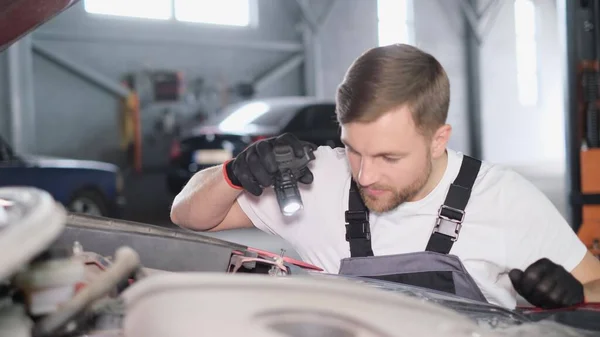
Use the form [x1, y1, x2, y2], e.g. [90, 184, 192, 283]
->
[29, 0, 304, 163]
[317, 0, 564, 166]
[480, 0, 564, 167]
[316, 0, 470, 154]
[317, 0, 379, 100]
[32, 58, 122, 161]
[4, 0, 564, 167]
[413, 0, 470, 155]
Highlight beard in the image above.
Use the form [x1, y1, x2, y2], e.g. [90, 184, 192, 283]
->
[358, 156, 433, 213]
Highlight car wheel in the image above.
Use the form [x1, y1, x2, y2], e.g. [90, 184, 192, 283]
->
[68, 189, 109, 217]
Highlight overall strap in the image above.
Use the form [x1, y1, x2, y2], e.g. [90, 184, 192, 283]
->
[425, 155, 482, 254]
[345, 180, 374, 257]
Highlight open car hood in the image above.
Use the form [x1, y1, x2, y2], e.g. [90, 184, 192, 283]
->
[43, 213, 600, 335]
[1, 186, 599, 337]
[0, 0, 78, 52]
[310, 273, 600, 334]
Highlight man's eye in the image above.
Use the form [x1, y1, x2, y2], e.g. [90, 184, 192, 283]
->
[383, 157, 400, 163]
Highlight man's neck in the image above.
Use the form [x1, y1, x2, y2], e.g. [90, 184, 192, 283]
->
[411, 150, 449, 201]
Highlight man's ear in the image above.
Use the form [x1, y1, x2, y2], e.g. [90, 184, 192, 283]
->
[430, 124, 452, 158]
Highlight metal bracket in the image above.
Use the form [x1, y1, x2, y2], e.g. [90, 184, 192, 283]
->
[295, 0, 337, 34]
[455, 0, 505, 46]
[296, 0, 319, 33]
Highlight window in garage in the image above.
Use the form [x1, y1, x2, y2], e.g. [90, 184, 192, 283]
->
[84, 0, 257, 27]
[377, 0, 414, 46]
[514, 0, 538, 107]
[84, 0, 172, 20]
[175, 0, 257, 27]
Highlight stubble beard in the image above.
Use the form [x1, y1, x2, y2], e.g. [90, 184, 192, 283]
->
[358, 157, 433, 214]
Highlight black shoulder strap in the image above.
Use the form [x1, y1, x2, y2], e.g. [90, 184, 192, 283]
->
[345, 155, 481, 258]
[425, 155, 481, 254]
[345, 180, 374, 257]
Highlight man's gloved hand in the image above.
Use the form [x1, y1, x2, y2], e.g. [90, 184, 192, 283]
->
[509, 258, 585, 309]
[223, 133, 318, 196]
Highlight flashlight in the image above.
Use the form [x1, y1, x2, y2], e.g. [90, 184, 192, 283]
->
[273, 143, 315, 217]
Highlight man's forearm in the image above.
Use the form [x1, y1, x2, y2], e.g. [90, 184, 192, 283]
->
[170, 164, 242, 230]
[584, 279, 600, 303]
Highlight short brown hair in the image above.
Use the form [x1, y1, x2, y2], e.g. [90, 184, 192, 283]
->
[335, 44, 450, 137]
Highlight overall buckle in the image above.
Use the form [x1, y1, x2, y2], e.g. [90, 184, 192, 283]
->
[345, 210, 369, 222]
[433, 205, 465, 242]
[345, 222, 371, 241]
[345, 210, 371, 241]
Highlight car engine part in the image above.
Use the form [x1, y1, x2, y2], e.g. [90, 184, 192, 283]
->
[0, 187, 140, 337]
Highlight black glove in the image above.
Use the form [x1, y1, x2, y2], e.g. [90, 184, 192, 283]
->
[224, 133, 318, 196]
[509, 258, 585, 309]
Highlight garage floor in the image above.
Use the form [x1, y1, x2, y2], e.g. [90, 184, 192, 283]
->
[121, 162, 569, 262]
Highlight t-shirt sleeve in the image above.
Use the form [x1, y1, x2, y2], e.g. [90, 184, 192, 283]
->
[236, 146, 343, 237]
[501, 170, 587, 273]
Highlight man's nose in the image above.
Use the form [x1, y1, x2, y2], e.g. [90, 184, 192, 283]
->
[357, 157, 379, 186]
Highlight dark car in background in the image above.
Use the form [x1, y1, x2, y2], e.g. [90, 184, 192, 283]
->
[167, 96, 341, 194]
[0, 135, 125, 217]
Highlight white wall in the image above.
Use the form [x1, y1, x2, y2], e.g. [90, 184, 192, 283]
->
[312, 0, 469, 152]
[316, 0, 471, 154]
[316, 0, 565, 166]
[413, 0, 471, 155]
[317, 0, 379, 100]
[16, 0, 304, 163]
[480, 0, 565, 167]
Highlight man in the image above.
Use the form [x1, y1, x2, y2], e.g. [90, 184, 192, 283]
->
[171, 44, 600, 309]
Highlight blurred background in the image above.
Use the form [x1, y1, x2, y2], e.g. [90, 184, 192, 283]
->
[0, 0, 591, 259]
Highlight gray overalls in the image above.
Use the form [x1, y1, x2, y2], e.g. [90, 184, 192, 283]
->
[338, 155, 489, 303]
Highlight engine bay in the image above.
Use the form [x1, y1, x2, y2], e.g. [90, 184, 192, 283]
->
[0, 187, 318, 337]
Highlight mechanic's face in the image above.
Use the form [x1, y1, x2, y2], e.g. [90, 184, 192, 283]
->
[341, 105, 451, 213]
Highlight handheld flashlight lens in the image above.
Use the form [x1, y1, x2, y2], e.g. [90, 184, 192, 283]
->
[282, 200, 302, 216]
[274, 171, 303, 217]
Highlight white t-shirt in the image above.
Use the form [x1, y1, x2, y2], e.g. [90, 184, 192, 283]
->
[236, 146, 588, 309]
